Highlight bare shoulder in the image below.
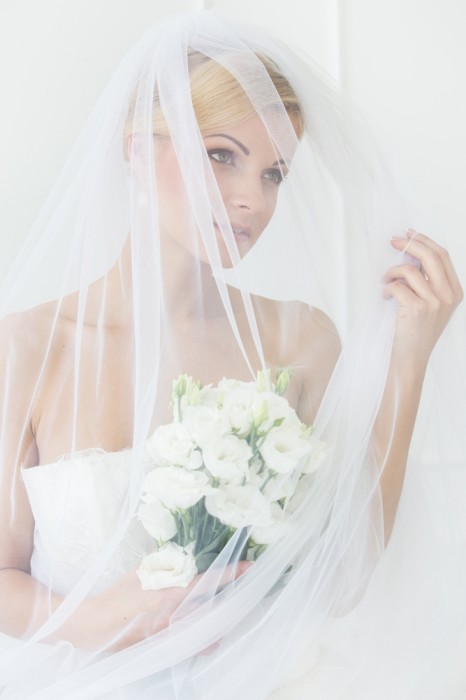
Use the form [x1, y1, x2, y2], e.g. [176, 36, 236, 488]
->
[295, 304, 341, 422]
[252, 295, 340, 359]
[283, 301, 341, 382]
[287, 300, 339, 334]
[0, 307, 59, 475]
[249, 295, 340, 421]
[0, 303, 53, 348]
[0, 300, 72, 375]
[297, 303, 341, 356]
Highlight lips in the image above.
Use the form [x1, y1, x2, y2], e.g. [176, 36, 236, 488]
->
[213, 222, 251, 240]
[231, 224, 251, 239]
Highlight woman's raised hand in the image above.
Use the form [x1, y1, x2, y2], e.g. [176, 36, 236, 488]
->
[383, 230, 463, 368]
[74, 560, 252, 652]
[370, 230, 463, 542]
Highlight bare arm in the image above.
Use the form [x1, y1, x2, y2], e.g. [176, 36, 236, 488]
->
[0, 316, 42, 636]
[375, 230, 463, 543]
[297, 231, 462, 546]
[372, 356, 426, 543]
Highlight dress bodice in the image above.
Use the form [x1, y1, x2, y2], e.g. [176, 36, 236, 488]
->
[21, 449, 154, 596]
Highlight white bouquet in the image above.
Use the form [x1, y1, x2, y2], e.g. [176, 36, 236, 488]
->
[136, 369, 328, 590]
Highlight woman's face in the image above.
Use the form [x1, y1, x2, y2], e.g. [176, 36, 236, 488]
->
[154, 114, 290, 267]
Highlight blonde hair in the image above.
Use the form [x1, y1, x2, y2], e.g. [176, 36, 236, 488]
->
[124, 51, 304, 156]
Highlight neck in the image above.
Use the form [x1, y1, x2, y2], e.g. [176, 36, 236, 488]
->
[98, 233, 247, 328]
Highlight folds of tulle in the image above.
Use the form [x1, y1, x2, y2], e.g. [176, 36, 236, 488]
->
[0, 9, 465, 700]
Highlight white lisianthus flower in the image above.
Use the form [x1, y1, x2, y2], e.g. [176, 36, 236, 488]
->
[202, 434, 253, 484]
[259, 423, 312, 474]
[143, 467, 211, 510]
[137, 542, 197, 590]
[258, 392, 301, 432]
[182, 404, 228, 448]
[138, 501, 177, 542]
[218, 377, 244, 394]
[198, 385, 222, 407]
[249, 464, 296, 501]
[262, 473, 297, 502]
[248, 464, 268, 491]
[303, 436, 329, 474]
[222, 386, 262, 434]
[252, 503, 293, 544]
[252, 399, 269, 428]
[146, 423, 203, 470]
[205, 483, 272, 528]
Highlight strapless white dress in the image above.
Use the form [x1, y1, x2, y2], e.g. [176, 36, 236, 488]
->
[20, 449, 154, 597]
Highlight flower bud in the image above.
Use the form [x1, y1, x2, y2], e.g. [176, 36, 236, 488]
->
[275, 368, 291, 396]
[252, 400, 269, 428]
[173, 373, 189, 398]
[187, 382, 201, 406]
[256, 368, 272, 392]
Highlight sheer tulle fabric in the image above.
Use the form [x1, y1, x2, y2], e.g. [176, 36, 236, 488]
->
[0, 10, 465, 699]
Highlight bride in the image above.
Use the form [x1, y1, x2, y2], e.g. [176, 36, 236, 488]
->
[0, 10, 464, 699]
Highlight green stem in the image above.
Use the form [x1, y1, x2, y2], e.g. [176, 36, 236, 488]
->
[195, 524, 231, 559]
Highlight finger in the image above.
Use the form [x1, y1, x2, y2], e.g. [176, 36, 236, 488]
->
[393, 231, 462, 296]
[215, 560, 254, 592]
[391, 236, 451, 292]
[407, 229, 463, 296]
[382, 265, 438, 303]
[197, 640, 221, 656]
[406, 228, 446, 251]
[214, 560, 254, 587]
[382, 281, 421, 309]
[187, 560, 253, 604]
[196, 559, 253, 587]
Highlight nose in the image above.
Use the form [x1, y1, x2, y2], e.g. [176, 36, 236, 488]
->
[230, 175, 267, 214]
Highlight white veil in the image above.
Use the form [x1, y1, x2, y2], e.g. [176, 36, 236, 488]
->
[0, 10, 465, 699]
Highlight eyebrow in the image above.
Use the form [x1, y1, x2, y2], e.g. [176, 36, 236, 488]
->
[204, 133, 288, 168]
[204, 133, 250, 155]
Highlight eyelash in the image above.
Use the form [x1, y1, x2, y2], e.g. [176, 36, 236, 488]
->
[207, 149, 286, 186]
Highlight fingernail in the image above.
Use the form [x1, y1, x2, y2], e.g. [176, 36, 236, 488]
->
[391, 235, 412, 253]
[406, 228, 418, 238]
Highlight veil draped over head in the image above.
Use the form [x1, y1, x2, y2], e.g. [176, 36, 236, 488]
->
[0, 10, 465, 699]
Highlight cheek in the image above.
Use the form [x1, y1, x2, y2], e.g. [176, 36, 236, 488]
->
[155, 159, 191, 223]
[209, 169, 230, 204]
[156, 150, 183, 196]
[261, 189, 279, 226]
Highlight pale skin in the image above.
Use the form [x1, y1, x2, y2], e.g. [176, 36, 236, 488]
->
[0, 114, 462, 652]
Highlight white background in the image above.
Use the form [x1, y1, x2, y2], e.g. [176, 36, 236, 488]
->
[1, 0, 465, 295]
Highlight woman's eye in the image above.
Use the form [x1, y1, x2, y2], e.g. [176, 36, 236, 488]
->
[208, 149, 234, 165]
[263, 169, 285, 185]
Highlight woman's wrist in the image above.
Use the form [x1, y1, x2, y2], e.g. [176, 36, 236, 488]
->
[388, 346, 429, 387]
